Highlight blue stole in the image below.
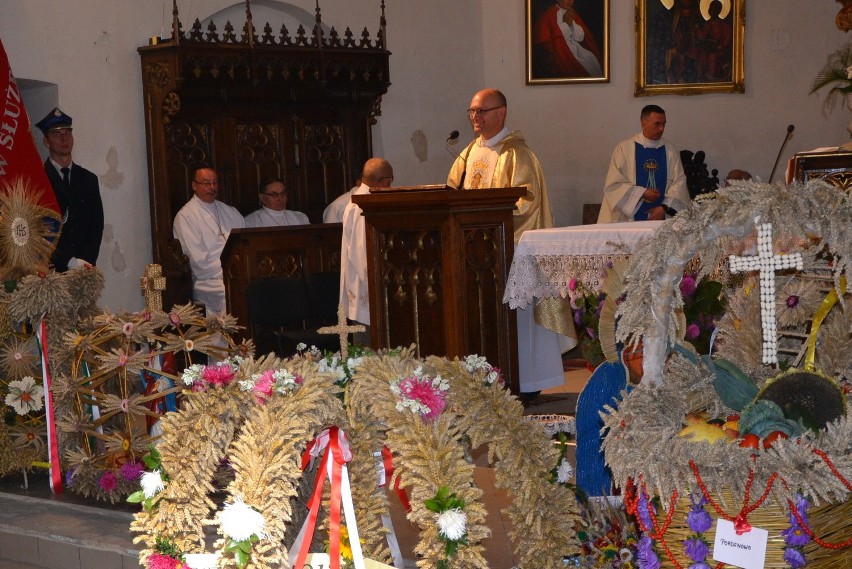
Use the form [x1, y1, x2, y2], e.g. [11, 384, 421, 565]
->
[633, 143, 667, 221]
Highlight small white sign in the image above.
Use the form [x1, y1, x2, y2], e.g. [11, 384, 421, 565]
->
[712, 518, 768, 569]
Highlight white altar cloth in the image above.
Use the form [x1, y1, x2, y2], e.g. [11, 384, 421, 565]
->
[504, 221, 662, 309]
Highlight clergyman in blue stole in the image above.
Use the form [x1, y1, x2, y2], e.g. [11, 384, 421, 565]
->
[632, 143, 667, 221]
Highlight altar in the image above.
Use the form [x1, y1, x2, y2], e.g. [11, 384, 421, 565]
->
[503, 220, 663, 310]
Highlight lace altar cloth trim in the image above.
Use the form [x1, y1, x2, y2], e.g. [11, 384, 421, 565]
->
[524, 414, 576, 436]
[503, 221, 661, 309]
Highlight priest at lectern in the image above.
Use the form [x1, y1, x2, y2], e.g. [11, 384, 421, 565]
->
[448, 88, 574, 395]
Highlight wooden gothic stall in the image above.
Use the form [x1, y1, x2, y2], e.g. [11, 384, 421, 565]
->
[138, 0, 391, 309]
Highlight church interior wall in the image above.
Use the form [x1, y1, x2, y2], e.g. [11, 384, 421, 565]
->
[0, 0, 848, 311]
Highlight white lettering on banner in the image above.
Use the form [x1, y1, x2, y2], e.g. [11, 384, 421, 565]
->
[0, 71, 21, 151]
[713, 518, 768, 569]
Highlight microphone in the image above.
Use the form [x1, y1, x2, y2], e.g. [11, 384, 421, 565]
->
[445, 130, 467, 189]
[445, 130, 460, 158]
[768, 124, 795, 183]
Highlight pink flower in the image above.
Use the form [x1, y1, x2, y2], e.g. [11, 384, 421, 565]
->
[568, 277, 578, 291]
[148, 553, 186, 569]
[686, 323, 701, 340]
[119, 462, 144, 482]
[398, 377, 447, 422]
[168, 312, 181, 326]
[252, 370, 275, 403]
[98, 470, 118, 492]
[201, 364, 235, 387]
[680, 275, 697, 298]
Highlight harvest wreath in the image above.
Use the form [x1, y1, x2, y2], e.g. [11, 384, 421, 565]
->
[131, 347, 582, 569]
[600, 180, 852, 568]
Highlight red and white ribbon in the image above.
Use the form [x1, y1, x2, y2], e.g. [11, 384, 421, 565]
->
[36, 317, 63, 493]
[292, 427, 364, 569]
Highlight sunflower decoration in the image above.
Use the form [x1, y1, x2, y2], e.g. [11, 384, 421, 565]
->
[9, 422, 46, 452]
[775, 276, 824, 329]
[0, 178, 60, 281]
[0, 334, 40, 380]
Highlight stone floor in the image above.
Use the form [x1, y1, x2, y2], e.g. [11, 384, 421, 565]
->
[0, 366, 590, 569]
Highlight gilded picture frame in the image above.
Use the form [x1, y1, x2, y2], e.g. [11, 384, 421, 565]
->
[526, 0, 610, 85]
[635, 0, 745, 96]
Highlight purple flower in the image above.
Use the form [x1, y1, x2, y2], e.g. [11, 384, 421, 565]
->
[783, 524, 810, 547]
[786, 295, 800, 308]
[585, 328, 597, 340]
[687, 495, 712, 533]
[686, 323, 701, 340]
[680, 275, 697, 298]
[683, 538, 709, 562]
[636, 491, 656, 532]
[98, 470, 118, 493]
[119, 461, 144, 482]
[64, 467, 76, 487]
[637, 536, 661, 569]
[784, 547, 806, 568]
[573, 310, 583, 326]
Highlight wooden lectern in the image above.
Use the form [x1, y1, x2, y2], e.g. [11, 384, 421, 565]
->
[222, 225, 343, 342]
[353, 185, 524, 393]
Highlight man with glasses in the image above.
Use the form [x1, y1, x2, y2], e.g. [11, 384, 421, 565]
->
[339, 157, 394, 330]
[244, 177, 309, 228]
[36, 108, 104, 272]
[447, 89, 555, 242]
[173, 165, 245, 315]
[447, 88, 570, 399]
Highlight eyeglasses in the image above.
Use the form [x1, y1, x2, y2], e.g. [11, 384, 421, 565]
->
[193, 180, 218, 187]
[262, 191, 287, 198]
[467, 106, 503, 118]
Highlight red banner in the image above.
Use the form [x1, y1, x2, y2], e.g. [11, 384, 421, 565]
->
[0, 37, 60, 213]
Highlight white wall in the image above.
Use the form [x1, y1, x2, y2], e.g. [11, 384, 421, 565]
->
[0, 0, 848, 311]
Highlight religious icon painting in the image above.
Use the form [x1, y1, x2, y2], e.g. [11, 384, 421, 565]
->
[525, 0, 610, 85]
[636, 0, 745, 96]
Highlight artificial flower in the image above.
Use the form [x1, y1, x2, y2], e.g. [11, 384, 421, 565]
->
[120, 461, 145, 482]
[10, 423, 45, 451]
[685, 323, 701, 340]
[686, 494, 712, 533]
[147, 552, 186, 569]
[390, 366, 449, 421]
[783, 547, 806, 569]
[683, 538, 709, 563]
[680, 274, 697, 298]
[436, 508, 467, 541]
[556, 458, 574, 484]
[0, 335, 39, 380]
[141, 470, 165, 498]
[4, 375, 44, 415]
[636, 535, 660, 569]
[219, 496, 266, 541]
[99, 470, 118, 492]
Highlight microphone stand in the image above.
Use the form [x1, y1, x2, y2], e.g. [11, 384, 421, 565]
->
[769, 125, 795, 183]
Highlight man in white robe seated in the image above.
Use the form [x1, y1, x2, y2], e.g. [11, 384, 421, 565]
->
[173, 165, 245, 315]
[244, 177, 310, 228]
[598, 104, 689, 223]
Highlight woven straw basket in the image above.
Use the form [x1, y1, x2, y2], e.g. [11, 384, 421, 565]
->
[653, 489, 852, 568]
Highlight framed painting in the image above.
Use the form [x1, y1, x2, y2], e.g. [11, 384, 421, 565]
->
[526, 0, 609, 85]
[636, 0, 745, 96]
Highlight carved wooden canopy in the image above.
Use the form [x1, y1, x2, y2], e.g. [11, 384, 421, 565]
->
[138, 1, 391, 308]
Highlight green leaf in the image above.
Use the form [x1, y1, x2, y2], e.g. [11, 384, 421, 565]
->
[126, 490, 145, 503]
[235, 548, 249, 568]
[424, 499, 442, 513]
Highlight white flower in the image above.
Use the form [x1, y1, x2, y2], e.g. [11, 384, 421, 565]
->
[556, 458, 574, 484]
[181, 363, 204, 386]
[5, 376, 44, 415]
[436, 508, 467, 541]
[219, 496, 266, 541]
[296, 342, 307, 352]
[140, 470, 165, 498]
[462, 354, 487, 372]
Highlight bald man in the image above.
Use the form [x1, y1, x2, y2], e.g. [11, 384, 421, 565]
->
[448, 88, 570, 396]
[339, 157, 395, 327]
